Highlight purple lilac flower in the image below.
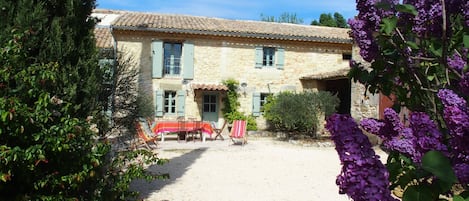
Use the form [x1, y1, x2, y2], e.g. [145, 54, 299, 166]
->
[443, 105, 469, 137]
[360, 118, 386, 135]
[349, 18, 378, 62]
[453, 163, 469, 185]
[360, 108, 403, 139]
[448, 50, 467, 72]
[437, 89, 469, 184]
[383, 108, 404, 135]
[437, 89, 467, 109]
[408, 112, 448, 162]
[360, 109, 447, 163]
[349, 0, 398, 62]
[326, 114, 397, 201]
[403, 0, 443, 37]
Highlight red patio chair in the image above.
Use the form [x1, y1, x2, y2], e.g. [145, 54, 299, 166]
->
[135, 121, 158, 149]
[229, 120, 247, 145]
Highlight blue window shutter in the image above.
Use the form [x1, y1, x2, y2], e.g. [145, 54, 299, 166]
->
[252, 92, 261, 117]
[152, 41, 163, 78]
[255, 46, 263, 68]
[276, 47, 285, 70]
[183, 42, 194, 79]
[176, 90, 186, 117]
[155, 90, 164, 117]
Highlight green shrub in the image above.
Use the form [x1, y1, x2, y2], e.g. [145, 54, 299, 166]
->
[263, 91, 339, 137]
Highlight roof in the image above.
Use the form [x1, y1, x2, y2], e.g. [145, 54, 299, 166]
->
[191, 83, 228, 91]
[103, 9, 352, 44]
[301, 68, 350, 80]
[94, 27, 113, 49]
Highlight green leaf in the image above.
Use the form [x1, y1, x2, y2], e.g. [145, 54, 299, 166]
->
[452, 195, 469, 201]
[427, 75, 435, 81]
[1, 112, 8, 122]
[421, 151, 458, 184]
[381, 17, 398, 35]
[406, 41, 419, 50]
[464, 34, 469, 48]
[402, 185, 436, 201]
[396, 4, 418, 16]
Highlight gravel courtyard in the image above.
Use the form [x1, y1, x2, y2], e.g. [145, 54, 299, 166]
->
[131, 137, 387, 201]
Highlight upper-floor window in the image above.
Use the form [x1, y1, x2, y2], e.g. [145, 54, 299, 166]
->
[152, 41, 194, 79]
[164, 91, 177, 114]
[255, 46, 284, 69]
[263, 47, 275, 67]
[163, 42, 182, 76]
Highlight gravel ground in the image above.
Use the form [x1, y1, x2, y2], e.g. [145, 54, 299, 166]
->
[131, 136, 387, 201]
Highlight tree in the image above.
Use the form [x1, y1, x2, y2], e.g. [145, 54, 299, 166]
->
[327, 1, 469, 200]
[260, 12, 304, 24]
[311, 12, 349, 28]
[333, 12, 348, 28]
[0, 0, 165, 200]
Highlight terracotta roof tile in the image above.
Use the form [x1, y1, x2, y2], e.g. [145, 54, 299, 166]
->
[111, 11, 352, 44]
[192, 83, 228, 91]
[94, 27, 113, 48]
[301, 68, 350, 80]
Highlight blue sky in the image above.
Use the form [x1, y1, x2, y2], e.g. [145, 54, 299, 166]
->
[96, 0, 358, 25]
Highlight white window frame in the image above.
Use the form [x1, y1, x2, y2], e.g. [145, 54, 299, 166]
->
[164, 91, 177, 115]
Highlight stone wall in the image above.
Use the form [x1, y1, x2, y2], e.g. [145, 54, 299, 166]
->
[349, 45, 379, 120]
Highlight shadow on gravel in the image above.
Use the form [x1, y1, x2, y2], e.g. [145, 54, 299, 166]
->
[131, 147, 208, 199]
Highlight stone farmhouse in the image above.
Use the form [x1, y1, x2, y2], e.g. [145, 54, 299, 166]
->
[93, 9, 379, 131]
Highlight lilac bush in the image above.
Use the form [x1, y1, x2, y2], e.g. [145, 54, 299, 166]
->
[327, 0, 469, 200]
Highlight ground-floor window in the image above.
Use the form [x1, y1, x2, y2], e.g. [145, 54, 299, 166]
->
[164, 91, 177, 114]
[260, 93, 272, 112]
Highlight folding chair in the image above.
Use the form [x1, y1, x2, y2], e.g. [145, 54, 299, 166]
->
[229, 120, 247, 145]
[212, 120, 227, 141]
[177, 119, 188, 143]
[135, 121, 158, 149]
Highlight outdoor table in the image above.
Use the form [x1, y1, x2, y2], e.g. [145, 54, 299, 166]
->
[152, 121, 213, 142]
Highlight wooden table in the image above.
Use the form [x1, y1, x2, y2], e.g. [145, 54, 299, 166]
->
[152, 121, 213, 142]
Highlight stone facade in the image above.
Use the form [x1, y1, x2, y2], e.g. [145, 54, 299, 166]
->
[94, 9, 380, 131]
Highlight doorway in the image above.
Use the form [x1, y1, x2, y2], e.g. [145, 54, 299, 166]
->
[325, 78, 351, 114]
[202, 93, 218, 122]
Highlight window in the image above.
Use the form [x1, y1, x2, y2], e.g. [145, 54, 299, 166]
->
[152, 41, 194, 79]
[164, 91, 177, 114]
[255, 46, 284, 69]
[203, 94, 217, 113]
[342, 53, 352, 60]
[156, 90, 185, 117]
[260, 93, 272, 112]
[263, 47, 275, 67]
[163, 42, 182, 76]
[252, 92, 272, 116]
